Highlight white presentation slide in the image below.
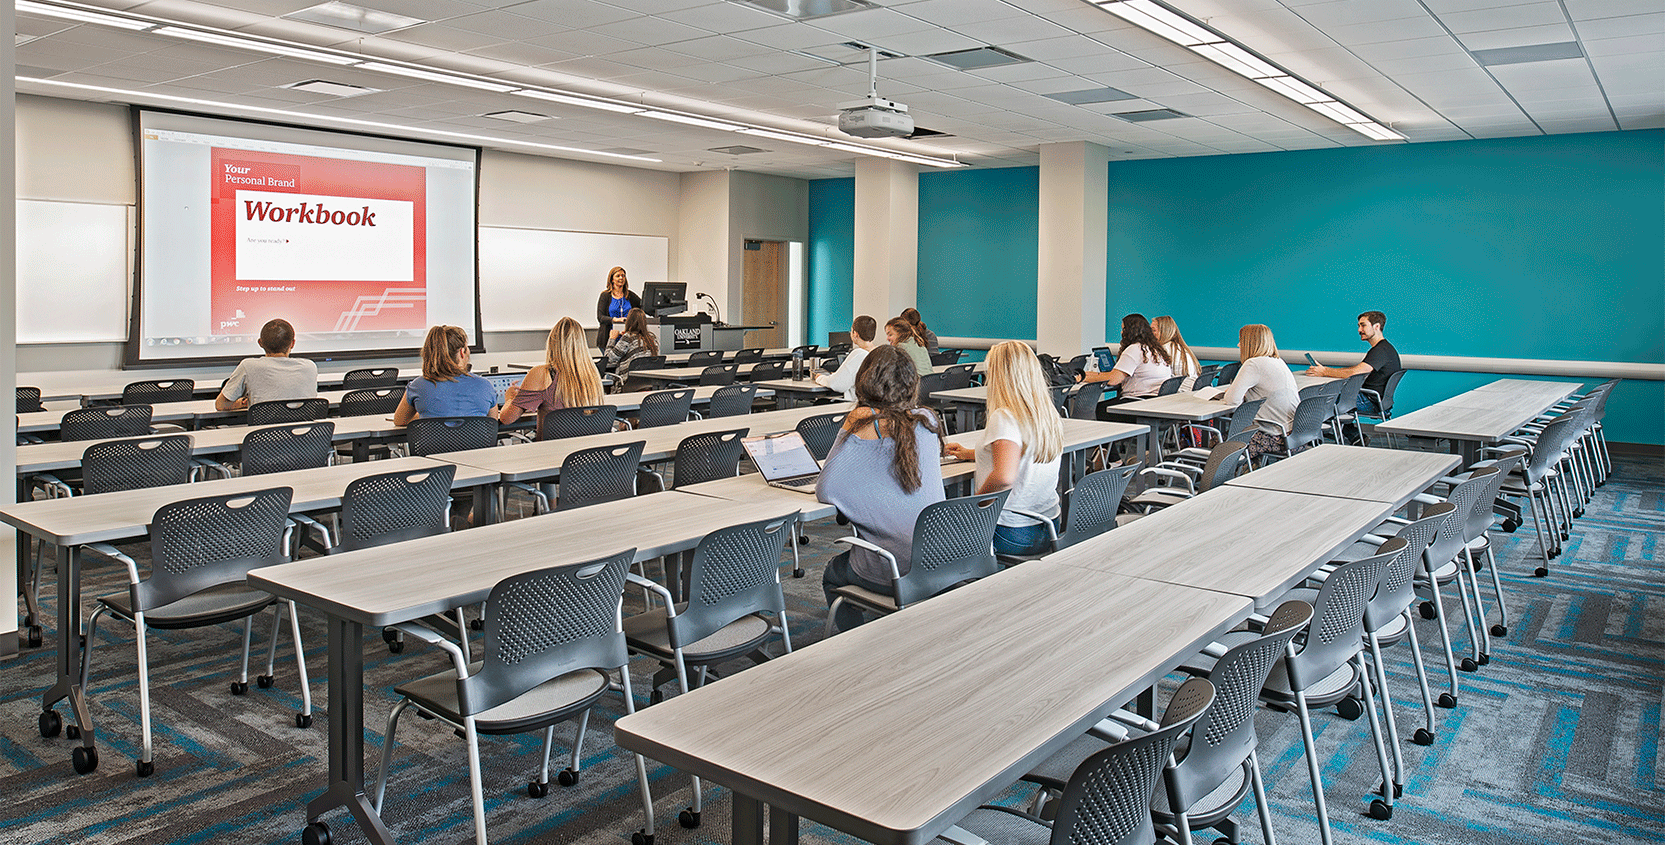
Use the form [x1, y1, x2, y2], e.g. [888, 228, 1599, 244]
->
[134, 109, 478, 364]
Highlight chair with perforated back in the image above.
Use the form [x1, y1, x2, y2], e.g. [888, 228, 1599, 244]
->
[1410, 468, 1496, 695]
[372, 550, 656, 845]
[122, 379, 195, 405]
[407, 416, 499, 456]
[536, 405, 618, 442]
[1122, 441, 1247, 517]
[1358, 368, 1407, 422]
[61, 405, 153, 441]
[1194, 364, 1221, 388]
[750, 361, 786, 381]
[342, 368, 399, 389]
[671, 429, 749, 489]
[1216, 362, 1242, 385]
[732, 348, 764, 364]
[1497, 410, 1583, 569]
[555, 441, 645, 512]
[82, 434, 194, 495]
[240, 422, 335, 476]
[939, 678, 1215, 845]
[942, 364, 976, 391]
[339, 387, 404, 417]
[1060, 382, 1106, 420]
[17, 387, 44, 414]
[623, 513, 797, 828]
[1175, 400, 1261, 466]
[1019, 602, 1312, 845]
[1157, 375, 1186, 396]
[635, 389, 695, 429]
[795, 411, 848, 462]
[687, 350, 724, 366]
[997, 464, 1139, 565]
[248, 398, 329, 426]
[706, 384, 756, 418]
[698, 364, 739, 386]
[1459, 450, 1526, 638]
[825, 491, 1008, 635]
[77, 487, 306, 777]
[1328, 373, 1369, 444]
[1263, 393, 1335, 463]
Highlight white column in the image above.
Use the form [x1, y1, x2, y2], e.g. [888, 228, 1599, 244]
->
[852, 158, 918, 322]
[1036, 142, 1109, 357]
[1, 4, 17, 657]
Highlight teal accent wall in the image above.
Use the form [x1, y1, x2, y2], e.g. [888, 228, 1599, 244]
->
[918, 166, 1039, 341]
[1104, 130, 1663, 444]
[806, 177, 854, 345]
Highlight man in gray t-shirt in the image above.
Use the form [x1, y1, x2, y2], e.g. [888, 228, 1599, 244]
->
[216, 318, 319, 411]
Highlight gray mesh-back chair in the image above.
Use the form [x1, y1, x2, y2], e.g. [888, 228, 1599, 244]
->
[825, 491, 1009, 635]
[1268, 393, 1335, 462]
[1020, 602, 1312, 845]
[1408, 468, 1497, 703]
[998, 464, 1140, 565]
[732, 348, 764, 364]
[241, 422, 335, 476]
[61, 405, 153, 441]
[18, 386, 44, 413]
[687, 350, 724, 366]
[698, 364, 739, 386]
[671, 429, 748, 489]
[706, 384, 756, 418]
[1123, 441, 1247, 516]
[1457, 451, 1526, 638]
[339, 387, 404, 417]
[940, 678, 1215, 845]
[1175, 400, 1262, 466]
[1498, 411, 1584, 569]
[1061, 382, 1107, 420]
[1358, 368, 1407, 422]
[635, 389, 695, 429]
[122, 379, 195, 405]
[247, 398, 328, 426]
[795, 412, 848, 462]
[1194, 364, 1221, 388]
[82, 434, 195, 494]
[1328, 373, 1369, 445]
[555, 441, 645, 512]
[323, 464, 456, 656]
[372, 550, 656, 845]
[407, 416, 499, 456]
[749, 361, 786, 381]
[77, 487, 305, 777]
[1188, 547, 1398, 843]
[342, 367, 399, 388]
[624, 513, 798, 828]
[1216, 362, 1242, 384]
[539, 405, 618, 441]
[1157, 375, 1186, 396]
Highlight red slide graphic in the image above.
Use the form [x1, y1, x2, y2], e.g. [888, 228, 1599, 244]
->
[209, 148, 427, 336]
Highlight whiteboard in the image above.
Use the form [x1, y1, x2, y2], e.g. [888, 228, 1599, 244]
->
[479, 227, 670, 333]
[17, 199, 132, 343]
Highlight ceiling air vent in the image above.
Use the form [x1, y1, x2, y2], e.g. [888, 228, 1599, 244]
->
[1111, 108, 1189, 122]
[1471, 42, 1584, 67]
[710, 145, 768, 155]
[735, 0, 877, 21]
[924, 46, 1030, 70]
[1045, 87, 1138, 105]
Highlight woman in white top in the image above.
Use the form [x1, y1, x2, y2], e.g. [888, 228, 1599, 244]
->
[1221, 324, 1300, 463]
[944, 341, 1063, 556]
[1080, 313, 1174, 418]
[1153, 315, 1201, 392]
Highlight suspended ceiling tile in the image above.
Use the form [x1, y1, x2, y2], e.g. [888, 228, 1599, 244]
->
[1436, 3, 1568, 33]
[1572, 12, 1664, 40]
[382, 22, 511, 52]
[463, 40, 580, 67]
[1291, 0, 1437, 29]
[525, 30, 647, 57]
[950, 14, 1075, 45]
[655, 2, 789, 34]
[586, 14, 713, 47]
[1564, 0, 1664, 19]
[1456, 23, 1577, 51]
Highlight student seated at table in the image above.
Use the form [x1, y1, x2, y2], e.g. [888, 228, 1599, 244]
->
[1304, 309, 1402, 418]
[394, 325, 499, 425]
[1080, 313, 1174, 416]
[1219, 324, 1299, 463]
[500, 317, 606, 439]
[215, 318, 318, 411]
[944, 341, 1063, 556]
[814, 314, 878, 401]
[816, 345, 946, 631]
[901, 307, 940, 354]
[884, 316, 935, 375]
[1153, 315, 1202, 391]
[604, 307, 659, 393]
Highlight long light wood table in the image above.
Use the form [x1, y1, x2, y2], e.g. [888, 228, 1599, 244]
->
[748, 377, 833, 408]
[1372, 378, 1579, 465]
[1101, 373, 1336, 472]
[1224, 443, 1462, 508]
[247, 492, 802, 845]
[15, 413, 410, 475]
[615, 560, 1251, 845]
[0, 456, 499, 766]
[15, 390, 361, 434]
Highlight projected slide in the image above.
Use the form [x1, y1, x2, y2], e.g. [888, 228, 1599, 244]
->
[134, 110, 478, 365]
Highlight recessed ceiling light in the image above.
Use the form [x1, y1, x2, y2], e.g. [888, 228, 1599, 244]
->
[1044, 87, 1139, 105]
[484, 110, 553, 124]
[154, 26, 358, 65]
[285, 79, 379, 97]
[16, 0, 153, 30]
[1111, 108, 1189, 122]
[1471, 42, 1585, 67]
[733, 0, 877, 21]
[710, 145, 767, 155]
[923, 47, 1030, 70]
[285, 1, 424, 35]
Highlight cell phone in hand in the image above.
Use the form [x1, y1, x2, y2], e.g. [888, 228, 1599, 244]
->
[1304, 353, 1320, 369]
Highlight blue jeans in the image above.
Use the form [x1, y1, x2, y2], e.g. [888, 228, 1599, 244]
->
[1356, 392, 1382, 417]
[994, 520, 1058, 556]
[822, 551, 892, 632]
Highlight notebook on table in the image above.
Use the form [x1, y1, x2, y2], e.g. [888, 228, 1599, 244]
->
[742, 431, 824, 493]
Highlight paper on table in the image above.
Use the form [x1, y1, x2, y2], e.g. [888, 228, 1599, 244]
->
[1192, 386, 1227, 400]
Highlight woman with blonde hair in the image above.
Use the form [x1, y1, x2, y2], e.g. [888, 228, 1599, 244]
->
[1220, 324, 1299, 462]
[884, 316, 934, 375]
[500, 317, 607, 440]
[945, 341, 1064, 555]
[395, 325, 497, 425]
[1152, 315, 1201, 391]
[604, 307, 660, 392]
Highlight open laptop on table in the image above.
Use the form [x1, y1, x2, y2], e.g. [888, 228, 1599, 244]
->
[483, 372, 523, 405]
[742, 431, 823, 493]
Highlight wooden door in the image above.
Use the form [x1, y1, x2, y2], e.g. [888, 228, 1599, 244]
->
[741, 240, 785, 349]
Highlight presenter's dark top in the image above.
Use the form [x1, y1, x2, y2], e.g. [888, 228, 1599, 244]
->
[1362, 338, 1401, 396]
[595, 290, 642, 343]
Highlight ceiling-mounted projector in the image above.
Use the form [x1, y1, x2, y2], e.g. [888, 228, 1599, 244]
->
[836, 44, 914, 139]
[838, 96, 913, 138]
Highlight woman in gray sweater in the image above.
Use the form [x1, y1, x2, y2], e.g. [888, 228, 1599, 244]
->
[816, 344, 946, 632]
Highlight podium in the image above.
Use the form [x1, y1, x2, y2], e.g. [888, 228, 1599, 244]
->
[649, 316, 710, 352]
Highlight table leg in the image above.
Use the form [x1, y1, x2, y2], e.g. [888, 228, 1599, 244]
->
[1456, 438, 1480, 469]
[43, 543, 79, 710]
[471, 483, 498, 526]
[305, 616, 395, 845]
[769, 805, 800, 845]
[733, 793, 765, 845]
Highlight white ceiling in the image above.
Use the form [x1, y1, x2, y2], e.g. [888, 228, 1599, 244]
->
[14, 0, 1664, 178]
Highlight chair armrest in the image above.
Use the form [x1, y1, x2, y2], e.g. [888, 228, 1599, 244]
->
[28, 474, 72, 499]
[625, 572, 676, 615]
[390, 622, 471, 676]
[1105, 707, 1160, 733]
[83, 543, 141, 585]
[832, 536, 901, 582]
[1088, 719, 1132, 742]
[1006, 509, 1058, 541]
[937, 826, 991, 845]
[1138, 467, 1196, 493]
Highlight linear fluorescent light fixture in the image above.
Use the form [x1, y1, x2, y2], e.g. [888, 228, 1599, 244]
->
[513, 89, 643, 114]
[17, 0, 154, 29]
[638, 110, 743, 131]
[353, 61, 519, 93]
[154, 26, 359, 65]
[1093, 0, 1404, 141]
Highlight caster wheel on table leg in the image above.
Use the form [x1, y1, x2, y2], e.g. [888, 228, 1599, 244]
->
[631, 831, 653, 845]
[230, 681, 248, 696]
[27, 626, 43, 648]
[295, 713, 313, 729]
[1535, 566, 1549, 577]
[39, 709, 61, 738]
[1369, 799, 1393, 820]
[1491, 624, 1508, 636]
[1413, 728, 1435, 746]
[527, 780, 549, 798]
[71, 745, 98, 775]
[679, 809, 701, 829]
[136, 759, 154, 778]
[1438, 693, 1457, 709]
[1418, 602, 1437, 620]
[557, 768, 579, 787]
[65, 724, 81, 740]
[1478, 653, 1490, 666]
[302, 821, 332, 845]
[257, 674, 274, 689]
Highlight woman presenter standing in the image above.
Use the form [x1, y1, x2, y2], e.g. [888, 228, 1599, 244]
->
[595, 266, 642, 351]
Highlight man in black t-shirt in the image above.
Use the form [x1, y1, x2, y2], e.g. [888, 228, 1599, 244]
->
[1306, 310, 1401, 417]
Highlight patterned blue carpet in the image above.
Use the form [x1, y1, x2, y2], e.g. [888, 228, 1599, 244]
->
[1, 450, 1660, 844]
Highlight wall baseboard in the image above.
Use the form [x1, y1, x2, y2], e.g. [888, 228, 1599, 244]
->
[1609, 441, 1664, 458]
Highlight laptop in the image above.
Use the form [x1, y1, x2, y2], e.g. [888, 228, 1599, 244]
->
[1092, 346, 1115, 372]
[483, 372, 523, 405]
[742, 431, 824, 493]
[828, 330, 851, 348]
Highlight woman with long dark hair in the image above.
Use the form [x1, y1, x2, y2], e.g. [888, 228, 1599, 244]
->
[604, 307, 660, 392]
[815, 344, 946, 632]
[1081, 313, 1174, 413]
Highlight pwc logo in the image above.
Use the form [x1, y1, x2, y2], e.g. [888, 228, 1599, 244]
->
[244, 200, 377, 227]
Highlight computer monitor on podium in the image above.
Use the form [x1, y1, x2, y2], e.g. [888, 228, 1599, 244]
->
[642, 281, 687, 317]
